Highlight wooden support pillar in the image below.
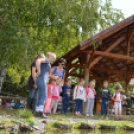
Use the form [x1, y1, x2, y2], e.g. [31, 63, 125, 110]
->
[125, 83, 129, 96]
[125, 72, 134, 95]
[64, 60, 71, 83]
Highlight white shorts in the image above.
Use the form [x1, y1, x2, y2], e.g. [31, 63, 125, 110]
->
[114, 102, 121, 114]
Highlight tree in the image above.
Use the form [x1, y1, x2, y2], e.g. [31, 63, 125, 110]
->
[1, 0, 124, 92]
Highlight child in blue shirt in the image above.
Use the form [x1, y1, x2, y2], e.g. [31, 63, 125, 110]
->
[61, 78, 71, 115]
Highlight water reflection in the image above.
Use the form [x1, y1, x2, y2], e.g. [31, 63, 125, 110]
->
[44, 128, 134, 134]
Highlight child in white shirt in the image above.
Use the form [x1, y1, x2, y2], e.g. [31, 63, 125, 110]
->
[73, 79, 86, 116]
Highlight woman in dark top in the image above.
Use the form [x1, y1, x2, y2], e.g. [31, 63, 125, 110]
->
[36, 52, 56, 118]
[27, 53, 45, 113]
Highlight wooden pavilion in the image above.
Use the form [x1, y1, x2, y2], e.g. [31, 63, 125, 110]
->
[53, 15, 134, 95]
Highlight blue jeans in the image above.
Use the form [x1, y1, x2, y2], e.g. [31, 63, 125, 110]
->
[75, 99, 83, 112]
[61, 99, 69, 115]
[36, 76, 47, 112]
[101, 98, 108, 116]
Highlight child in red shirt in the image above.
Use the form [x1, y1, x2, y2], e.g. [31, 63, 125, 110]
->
[44, 79, 56, 115]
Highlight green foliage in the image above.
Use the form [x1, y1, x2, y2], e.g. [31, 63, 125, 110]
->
[19, 109, 33, 119]
[2, 74, 29, 97]
[0, 0, 124, 85]
[26, 118, 35, 125]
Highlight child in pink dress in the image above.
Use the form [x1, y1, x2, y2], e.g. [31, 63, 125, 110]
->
[44, 79, 56, 115]
[112, 84, 122, 121]
[50, 77, 62, 115]
[85, 80, 96, 117]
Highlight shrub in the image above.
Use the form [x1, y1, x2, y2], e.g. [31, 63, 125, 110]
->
[19, 109, 33, 119]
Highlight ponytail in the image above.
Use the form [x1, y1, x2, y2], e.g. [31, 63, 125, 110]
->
[33, 53, 45, 62]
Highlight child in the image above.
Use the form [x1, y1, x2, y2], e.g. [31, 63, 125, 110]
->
[85, 80, 96, 117]
[73, 79, 86, 116]
[61, 78, 71, 115]
[50, 77, 62, 115]
[5, 100, 11, 109]
[112, 85, 122, 120]
[100, 80, 111, 120]
[44, 78, 56, 115]
[12, 100, 22, 109]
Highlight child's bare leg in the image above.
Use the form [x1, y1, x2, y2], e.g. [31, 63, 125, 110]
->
[53, 101, 57, 114]
[114, 103, 118, 119]
[119, 104, 122, 119]
[50, 99, 54, 114]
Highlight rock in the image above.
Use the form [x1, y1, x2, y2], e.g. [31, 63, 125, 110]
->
[19, 124, 33, 132]
[0, 123, 5, 129]
[78, 122, 96, 129]
[100, 124, 116, 129]
[125, 126, 134, 130]
[56, 122, 72, 129]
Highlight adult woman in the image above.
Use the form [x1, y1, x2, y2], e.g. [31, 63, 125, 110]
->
[50, 58, 66, 80]
[27, 53, 45, 113]
[36, 52, 56, 118]
[49, 58, 66, 114]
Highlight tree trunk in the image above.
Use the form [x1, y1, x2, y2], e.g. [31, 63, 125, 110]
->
[0, 65, 7, 92]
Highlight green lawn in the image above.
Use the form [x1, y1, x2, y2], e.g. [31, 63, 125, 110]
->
[0, 109, 134, 122]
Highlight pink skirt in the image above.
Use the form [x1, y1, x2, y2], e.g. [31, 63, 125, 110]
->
[44, 98, 52, 114]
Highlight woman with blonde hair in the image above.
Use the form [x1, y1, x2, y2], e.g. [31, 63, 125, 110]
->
[35, 52, 56, 118]
[27, 53, 45, 113]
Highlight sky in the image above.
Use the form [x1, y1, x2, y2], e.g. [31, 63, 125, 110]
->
[112, 0, 134, 18]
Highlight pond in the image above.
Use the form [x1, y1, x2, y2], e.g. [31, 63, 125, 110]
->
[44, 129, 134, 134]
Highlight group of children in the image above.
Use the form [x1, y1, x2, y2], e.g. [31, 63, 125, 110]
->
[44, 77, 124, 121]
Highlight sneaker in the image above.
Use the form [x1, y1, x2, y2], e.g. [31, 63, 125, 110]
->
[106, 116, 108, 120]
[90, 115, 94, 117]
[86, 114, 89, 117]
[101, 116, 104, 119]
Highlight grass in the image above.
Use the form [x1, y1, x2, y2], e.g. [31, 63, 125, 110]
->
[0, 109, 19, 117]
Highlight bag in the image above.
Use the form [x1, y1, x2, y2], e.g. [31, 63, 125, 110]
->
[27, 76, 34, 90]
[75, 86, 79, 98]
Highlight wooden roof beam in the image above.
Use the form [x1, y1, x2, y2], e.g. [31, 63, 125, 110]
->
[94, 51, 134, 63]
[68, 73, 109, 80]
[106, 58, 123, 82]
[70, 64, 132, 74]
[89, 35, 126, 69]
[91, 66, 132, 75]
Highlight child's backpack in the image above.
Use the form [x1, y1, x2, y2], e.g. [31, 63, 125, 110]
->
[75, 86, 79, 98]
[111, 92, 122, 105]
[75, 86, 85, 99]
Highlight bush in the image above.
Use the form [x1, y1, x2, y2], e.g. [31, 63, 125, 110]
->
[19, 109, 33, 119]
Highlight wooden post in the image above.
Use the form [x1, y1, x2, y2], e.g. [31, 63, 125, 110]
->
[64, 60, 70, 83]
[125, 83, 129, 95]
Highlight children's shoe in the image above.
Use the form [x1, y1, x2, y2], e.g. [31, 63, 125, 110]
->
[101, 116, 104, 119]
[86, 114, 89, 117]
[106, 116, 108, 120]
